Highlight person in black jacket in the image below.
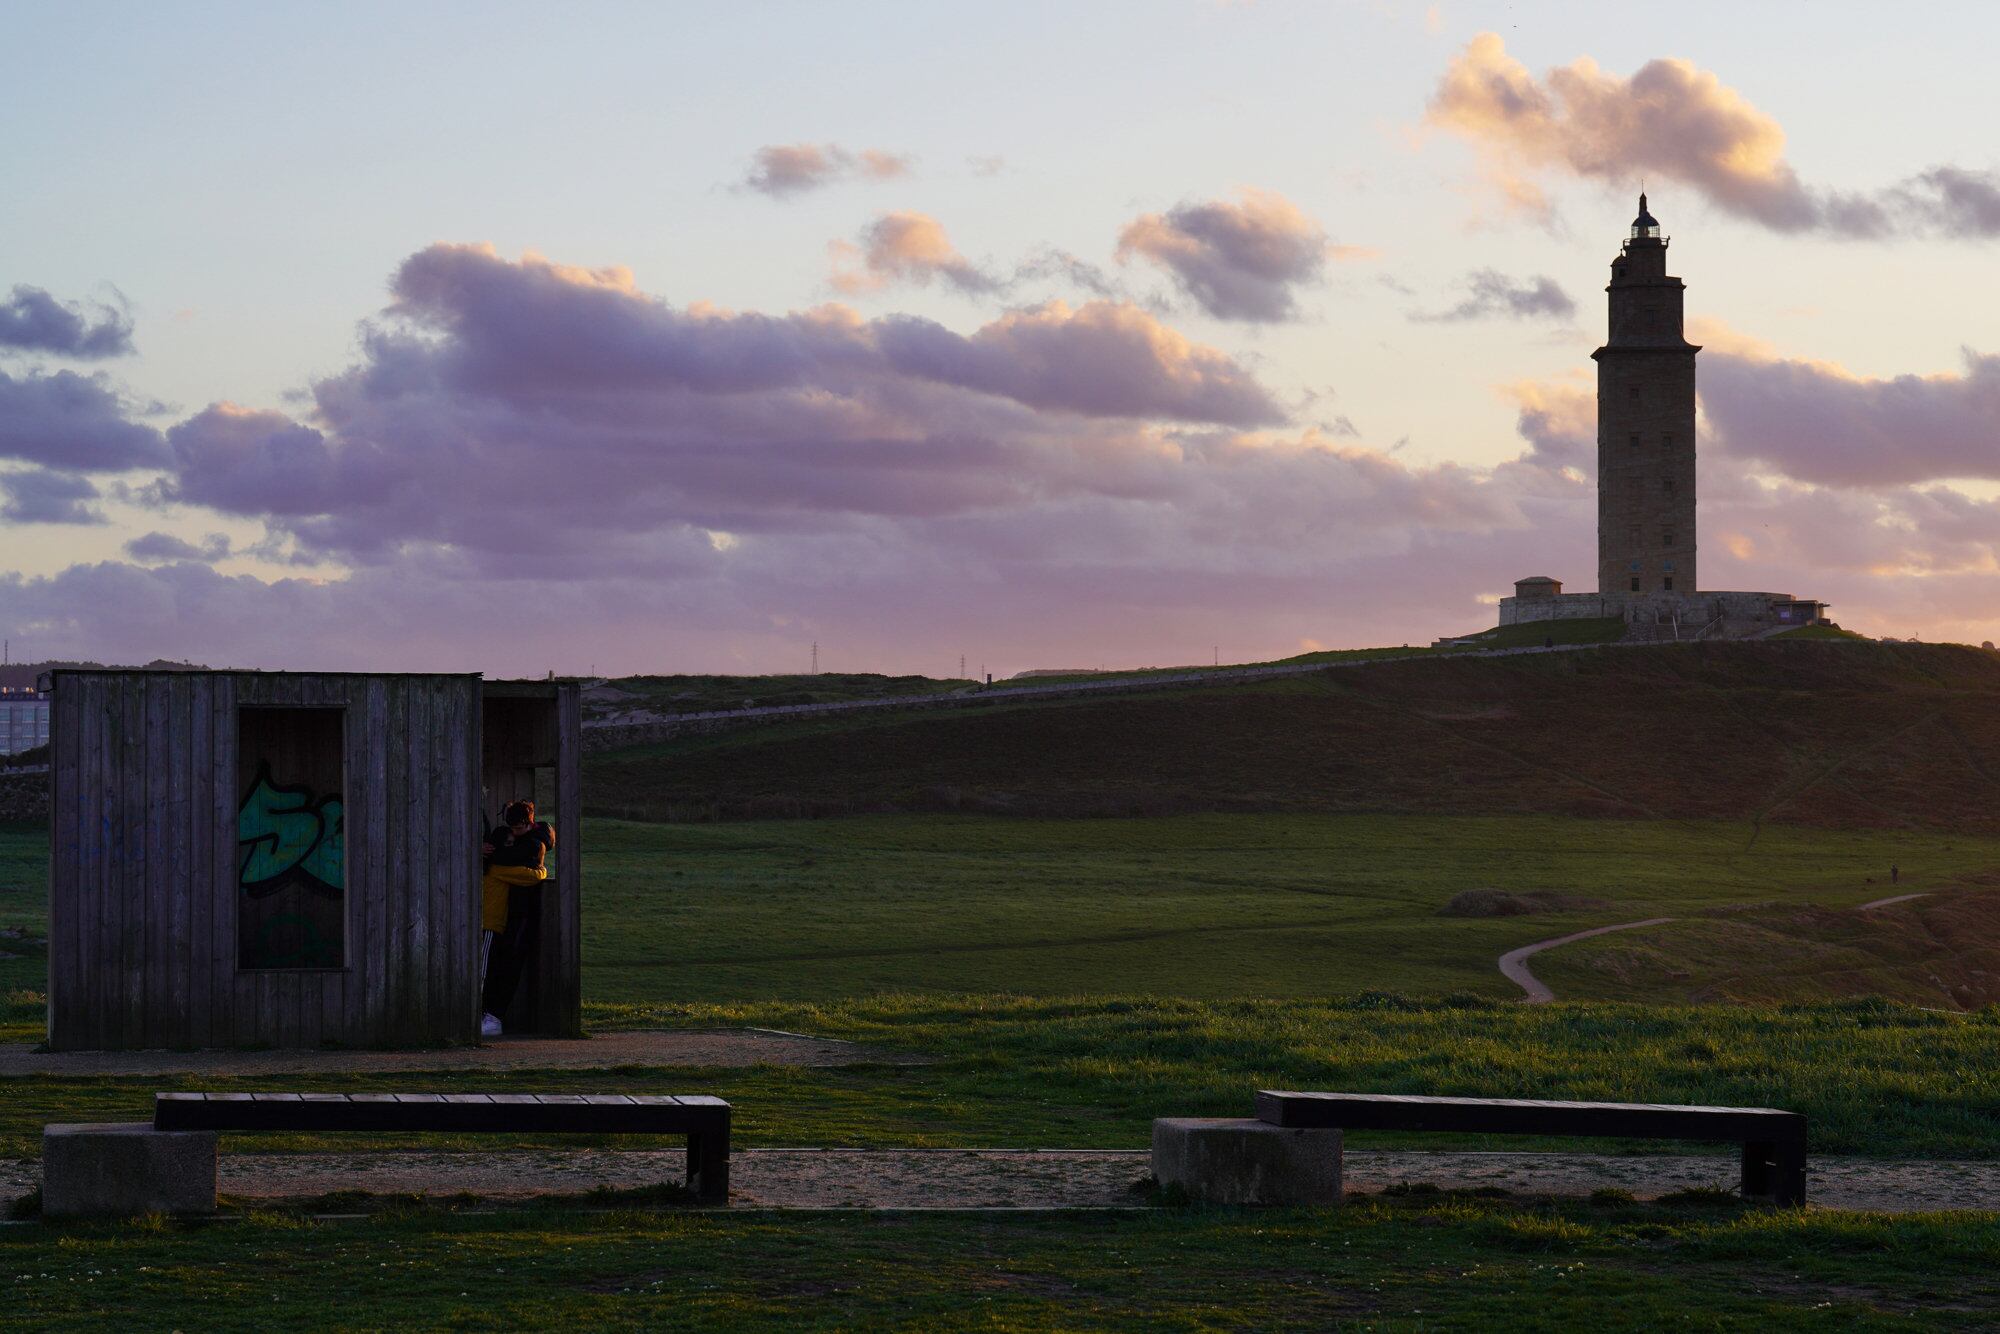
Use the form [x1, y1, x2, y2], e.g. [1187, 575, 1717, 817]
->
[479, 799, 556, 1036]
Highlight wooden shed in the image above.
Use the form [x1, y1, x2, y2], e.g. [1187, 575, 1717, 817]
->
[46, 670, 582, 1051]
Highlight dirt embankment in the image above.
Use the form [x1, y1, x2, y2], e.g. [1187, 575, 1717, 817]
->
[588, 641, 2000, 833]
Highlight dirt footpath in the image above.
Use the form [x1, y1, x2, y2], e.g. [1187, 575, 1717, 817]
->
[7, 1149, 1996, 1213]
[0, 1030, 919, 1078]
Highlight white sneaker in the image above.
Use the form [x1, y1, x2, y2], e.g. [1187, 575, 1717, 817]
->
[480, 1013, 503, 1038]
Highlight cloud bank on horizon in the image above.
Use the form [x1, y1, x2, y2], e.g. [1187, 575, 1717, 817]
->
[6, 236, 2000, 672]
[5, 29, 2000, 673]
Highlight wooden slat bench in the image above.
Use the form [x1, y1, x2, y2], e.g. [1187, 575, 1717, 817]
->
[154, 1092, 731, 1204]
[1254, 1091, 1807, 1205]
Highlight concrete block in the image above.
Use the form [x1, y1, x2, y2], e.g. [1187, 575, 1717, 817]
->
[1152, 1117, 1342, 1206]
[42, 1122, 217, 1219]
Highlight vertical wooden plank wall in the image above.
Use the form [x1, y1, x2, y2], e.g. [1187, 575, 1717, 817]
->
[551, 681, 583, 1037]
[47, 672, 482, 1051]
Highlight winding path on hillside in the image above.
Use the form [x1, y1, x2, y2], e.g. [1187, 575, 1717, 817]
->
[1498, 918, 1676, 1003]
[1501, 891, 1945, 1000]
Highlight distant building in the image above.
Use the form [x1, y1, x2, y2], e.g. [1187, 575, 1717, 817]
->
[1498, 197, 1830, 639]
[1, 696, 48, 756]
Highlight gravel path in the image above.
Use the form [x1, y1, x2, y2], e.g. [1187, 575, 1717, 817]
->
[1859, 891, 1931, 911]
[1498, 919, 1675, 1003]
[8, 1149, 1997, 1213]
[0, 1030, 920, 1078]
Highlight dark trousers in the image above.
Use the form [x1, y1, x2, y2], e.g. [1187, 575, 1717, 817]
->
[481, 884, 542, 1022]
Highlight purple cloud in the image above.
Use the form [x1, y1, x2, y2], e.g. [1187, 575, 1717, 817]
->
[0, 285, 134, 358]
[1701, 343, 2000, 487]
[123, 530, 232, 563]
[1117, 189, 1365, 322]
[0, 368, 166, 470]
[0, 468, 104, 524]
[144, 245, 1282, 567]
[1416, 270, 1575, 322]
[739, 143, 913, 197]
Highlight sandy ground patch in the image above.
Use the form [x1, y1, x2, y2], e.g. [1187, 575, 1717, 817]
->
[8, 1149, 1997, 1213]
[0, 1029, 918, 1077]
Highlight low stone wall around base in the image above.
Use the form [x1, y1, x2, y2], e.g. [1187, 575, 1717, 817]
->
[1500, 589, 1818, 631]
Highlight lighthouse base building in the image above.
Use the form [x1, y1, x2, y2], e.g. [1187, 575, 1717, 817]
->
[1496, 197, 1830, 640]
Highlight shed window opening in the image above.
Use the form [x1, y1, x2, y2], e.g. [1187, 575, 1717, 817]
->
[237, 706, 347, 970]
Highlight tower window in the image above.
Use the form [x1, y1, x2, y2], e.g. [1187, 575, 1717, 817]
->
[1629, 560, 1640, 573]
[1664, 434, 1674, 449]
[1629, 432, 1640, 448]
[1630, 577, 1641, 592]
[1664, 531, 1675, 546]
[1663, 576, 1675, 592]
[1664, 560, 1675, 572]
[1663, 478, 1675, 493]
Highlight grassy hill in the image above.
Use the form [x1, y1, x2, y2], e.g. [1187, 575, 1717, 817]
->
[587, 639, 2000, 831]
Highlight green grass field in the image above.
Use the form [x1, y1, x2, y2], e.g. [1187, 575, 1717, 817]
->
[6, 784, 2000, 1323]
[5, 812, 1993, 1011]
[575, 814, 2000, 1004]
[6, 1197, 1994, 1331]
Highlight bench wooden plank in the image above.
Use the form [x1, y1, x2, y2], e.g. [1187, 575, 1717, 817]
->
[150, 1090, 732, 1202]
[1256, 1090, 1806, 1205]
[1255, 1091, 1802, 1142]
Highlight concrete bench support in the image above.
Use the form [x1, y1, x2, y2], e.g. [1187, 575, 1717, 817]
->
[1152, 1117, 1342, 1206]
[43, 1122, 218, 1219]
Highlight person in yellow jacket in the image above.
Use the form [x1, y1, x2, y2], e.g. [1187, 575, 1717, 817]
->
[479, 799, 554, 1037]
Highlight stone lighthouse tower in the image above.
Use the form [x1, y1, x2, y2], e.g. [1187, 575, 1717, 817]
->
[1594, 194, 1699, 597]
[1492, 198, 1832, 637]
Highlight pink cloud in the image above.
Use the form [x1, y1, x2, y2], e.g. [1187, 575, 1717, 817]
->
[1427, 34, 2000, 237]
[829, 212, 1000, 296]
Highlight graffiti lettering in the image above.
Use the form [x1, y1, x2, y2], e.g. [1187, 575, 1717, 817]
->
[237, 765, 344, 901]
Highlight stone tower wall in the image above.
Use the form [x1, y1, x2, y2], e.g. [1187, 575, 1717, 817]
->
[1594, 223, 1699, 595]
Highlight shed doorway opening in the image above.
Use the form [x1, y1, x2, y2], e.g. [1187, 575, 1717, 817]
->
[237, 706, 346, 971]
[481, 691, 566, 1035]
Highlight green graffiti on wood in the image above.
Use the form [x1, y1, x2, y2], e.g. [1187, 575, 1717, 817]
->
[238, 766, 344, 900]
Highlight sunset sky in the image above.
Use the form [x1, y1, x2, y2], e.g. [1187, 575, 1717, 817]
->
[5, 1, 2000, 676]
